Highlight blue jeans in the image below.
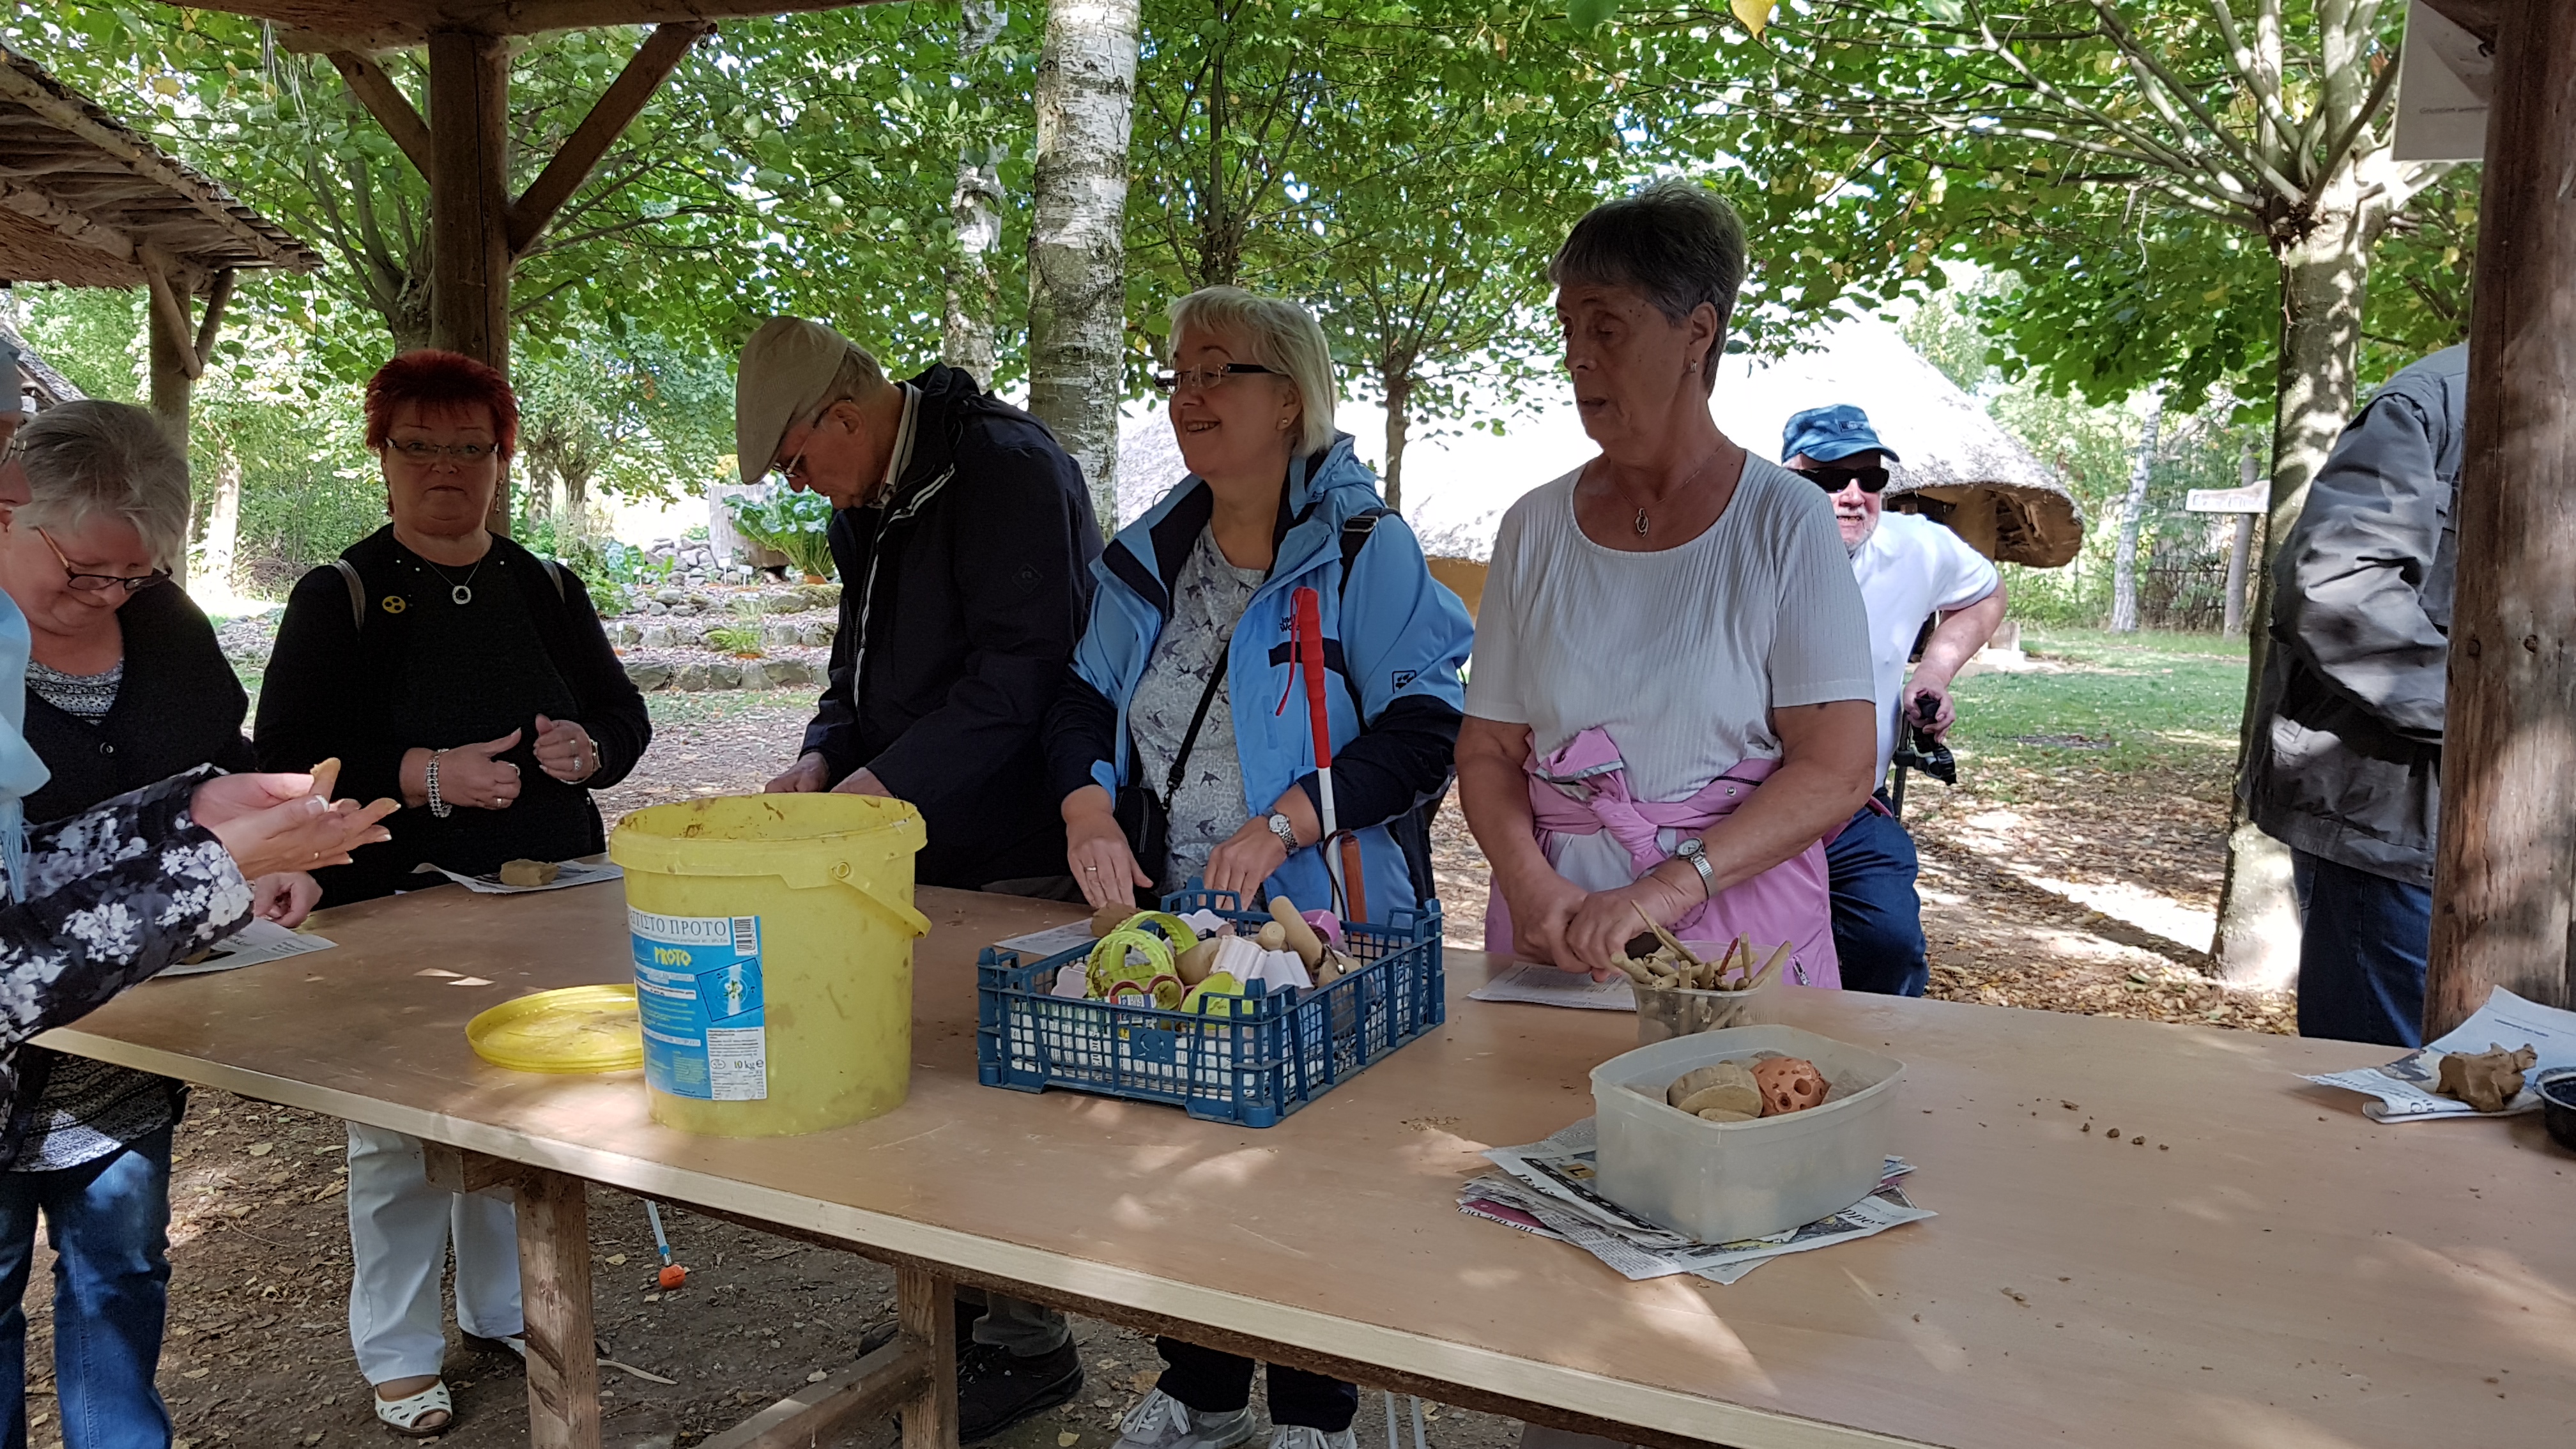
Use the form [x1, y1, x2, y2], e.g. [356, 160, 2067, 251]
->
[0, 1126, 175, 1449]
[2291, 851, 2432, 1048]
[1825, 801, 1928, 997]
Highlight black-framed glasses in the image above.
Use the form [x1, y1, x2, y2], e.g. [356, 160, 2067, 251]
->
[384, 438, 496, 468]
[38, 529, 167, 595]
[1152, 363, 1279, 394]
[1794, 464, 1890, 494]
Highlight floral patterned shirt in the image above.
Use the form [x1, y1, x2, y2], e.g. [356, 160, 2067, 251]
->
[0, 770, 252, 1167]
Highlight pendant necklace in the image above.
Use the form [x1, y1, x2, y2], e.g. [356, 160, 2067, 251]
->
[1616, 445, 1725, 540]
[420, 555, 486, 606]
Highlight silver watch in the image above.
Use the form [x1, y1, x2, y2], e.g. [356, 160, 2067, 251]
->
[1266, 812, 1301, 853]
[1674, 836, 1716, 899]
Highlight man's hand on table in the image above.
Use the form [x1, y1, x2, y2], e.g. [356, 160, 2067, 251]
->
[764, 752, 831, 793]
[831, 767, 891, 797]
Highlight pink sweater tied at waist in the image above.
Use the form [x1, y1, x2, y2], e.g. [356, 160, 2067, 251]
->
[1483, 726, 1841, 988]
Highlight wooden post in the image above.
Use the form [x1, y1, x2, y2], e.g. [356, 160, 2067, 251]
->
[897, 1264, 958, 1449]
[427, 28, 515, 534]
[2426, 0, 2576, 1039]
[515, 1167, 602, 1449]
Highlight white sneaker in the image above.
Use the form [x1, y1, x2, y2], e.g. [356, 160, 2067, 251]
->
[1115, 1389, 1256, 1449]
[1269, 1428, 1358, 1449]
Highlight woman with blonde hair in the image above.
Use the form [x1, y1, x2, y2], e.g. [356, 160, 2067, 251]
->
[1050, 288, 1473, 1449]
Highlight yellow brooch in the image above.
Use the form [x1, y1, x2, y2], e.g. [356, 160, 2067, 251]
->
[381, 595, 408, 615]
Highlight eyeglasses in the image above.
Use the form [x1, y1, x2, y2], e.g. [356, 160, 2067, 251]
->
[1794, 464, 1890, 494]
[769, 447, 811, 490]
[38, 529, 167, 595]
[383, 438, 496, 467]
[1151, 363, 1279, 395]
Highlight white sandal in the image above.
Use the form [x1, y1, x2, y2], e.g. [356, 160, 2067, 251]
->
[374, 1380, 453, 1438]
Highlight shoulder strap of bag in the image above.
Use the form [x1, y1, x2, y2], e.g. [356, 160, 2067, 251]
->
[1330, 507, 1393, 723]
[1161, 664, 1229, 804]
[330, 558, 365, 633]
[541, 558, 568, 602]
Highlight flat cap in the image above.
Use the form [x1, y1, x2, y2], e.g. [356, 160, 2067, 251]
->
[735, 317, 857, 485]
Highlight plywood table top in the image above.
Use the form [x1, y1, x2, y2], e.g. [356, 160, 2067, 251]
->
[42, 883, 2576, 1449]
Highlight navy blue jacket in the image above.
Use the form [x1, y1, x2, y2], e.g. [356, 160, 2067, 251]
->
[801, 365, 1102, 888]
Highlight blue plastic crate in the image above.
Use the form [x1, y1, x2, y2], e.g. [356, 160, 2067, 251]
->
[975, 887, 1446, 1127]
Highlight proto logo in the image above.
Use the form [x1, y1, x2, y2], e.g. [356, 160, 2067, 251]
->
[654, 946, 693, 966]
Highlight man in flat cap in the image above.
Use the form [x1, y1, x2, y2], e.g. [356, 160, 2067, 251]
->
[1782, 404, 2004, 997]
[739, 318, 1099, 1434]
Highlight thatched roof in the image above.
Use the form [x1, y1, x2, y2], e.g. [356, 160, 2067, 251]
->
[1713, 316, 2084, 567]
[0, 43, 318, 291]
[1117, 314, 2083, 567]
[0, 315, 84, 409]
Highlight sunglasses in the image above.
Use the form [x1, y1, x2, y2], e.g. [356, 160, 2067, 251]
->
[1795, 464, 1890, 494]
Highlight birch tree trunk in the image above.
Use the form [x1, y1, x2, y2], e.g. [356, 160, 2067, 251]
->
[942, 0, 1007, 382]
[199, 447, 242, 594]
[1381, 365, 1413, 514]
[2109, 387, 2163, 633]
[1027, 0, 1139, 533]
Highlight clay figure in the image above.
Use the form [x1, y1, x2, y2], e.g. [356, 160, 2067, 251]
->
[1667, 1061, 1762, 1119]
[498, 859, 560, 887]
[1752, 1056, 1829, 1116]
[2435, 1043, 2538, 1114]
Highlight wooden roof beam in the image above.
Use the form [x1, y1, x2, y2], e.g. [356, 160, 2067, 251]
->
[137, 244, 204, 381]
[506, 19, 710, 256]
[327, 50, 434, 177]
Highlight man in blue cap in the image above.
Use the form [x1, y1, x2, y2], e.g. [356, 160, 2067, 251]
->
[1782, 404, 2006, 995]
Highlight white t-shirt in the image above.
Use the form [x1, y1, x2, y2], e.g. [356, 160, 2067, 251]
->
[1850, 509, 2001, 779]
[1466, 457, 1874, 892]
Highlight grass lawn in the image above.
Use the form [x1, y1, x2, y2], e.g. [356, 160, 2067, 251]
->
[1940, 625, 2250, 795]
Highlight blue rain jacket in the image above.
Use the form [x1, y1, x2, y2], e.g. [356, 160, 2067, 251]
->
[1045, 436, 1473, 921]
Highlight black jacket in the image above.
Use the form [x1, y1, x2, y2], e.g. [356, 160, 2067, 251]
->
[2242, 346, 2466, 885]
[11, 583, 255, 1162]
[254, 527, 650, 901]
[24, 583, 256, 825]
[800, 365, 1102, 888]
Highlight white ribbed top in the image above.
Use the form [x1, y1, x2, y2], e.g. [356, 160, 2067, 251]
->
[1466, 455, 1873, 890]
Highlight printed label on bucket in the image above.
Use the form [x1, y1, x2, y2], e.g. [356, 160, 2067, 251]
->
[630, 908, 767, 1101]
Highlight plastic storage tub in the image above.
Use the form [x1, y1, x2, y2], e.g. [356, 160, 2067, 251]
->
[976, 887, 1444, 1127]
[1591, 1026, 1904, 1242]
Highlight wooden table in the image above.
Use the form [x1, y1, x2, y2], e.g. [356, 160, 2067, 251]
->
[40, 883, 2576, 1449]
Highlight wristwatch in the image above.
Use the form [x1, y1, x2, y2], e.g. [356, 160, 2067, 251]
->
[1266, 812, 1302, 854]
[1674, 836, 1716, 899]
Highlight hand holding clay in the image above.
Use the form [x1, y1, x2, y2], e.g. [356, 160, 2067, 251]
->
[192, 773, 397, 880]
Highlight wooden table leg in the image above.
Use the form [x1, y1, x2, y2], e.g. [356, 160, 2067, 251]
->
[898, 1264, 958, 1449]
[518, 1167, 603, 1449]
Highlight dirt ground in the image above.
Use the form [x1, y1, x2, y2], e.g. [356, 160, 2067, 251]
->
[21, 684, 2274, 1449]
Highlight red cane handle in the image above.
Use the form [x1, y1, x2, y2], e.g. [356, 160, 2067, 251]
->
[1293, 588, 1333, 770]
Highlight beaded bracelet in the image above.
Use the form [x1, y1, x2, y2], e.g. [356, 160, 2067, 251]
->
[426, 749, 452, 818]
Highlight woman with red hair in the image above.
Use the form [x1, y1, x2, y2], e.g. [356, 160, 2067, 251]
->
[254, 349, 649, 1436]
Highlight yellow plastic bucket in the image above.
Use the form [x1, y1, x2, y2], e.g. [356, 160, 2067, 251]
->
[607, 794, 930, 1137]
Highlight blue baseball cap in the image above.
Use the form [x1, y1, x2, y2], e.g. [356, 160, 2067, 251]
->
[1781, 404, 1900, 465]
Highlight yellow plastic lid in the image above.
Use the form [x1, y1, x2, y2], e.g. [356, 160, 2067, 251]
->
[468, 985, 644, 1074]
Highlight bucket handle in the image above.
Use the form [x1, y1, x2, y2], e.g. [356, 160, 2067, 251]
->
[773, 855, 934, 937]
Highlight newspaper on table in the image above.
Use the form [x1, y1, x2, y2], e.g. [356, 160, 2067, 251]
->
[993, 920, 1101, 962]
[1457, 1118, 1932, 1285]
[411, 858, 623, 895]
[158, 918, 336, 977]
[1468, 963, 1637, 1011]
[2302, 986, 2576, 1121]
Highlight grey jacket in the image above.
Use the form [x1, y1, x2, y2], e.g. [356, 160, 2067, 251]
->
[2242, 346, 2467, 885]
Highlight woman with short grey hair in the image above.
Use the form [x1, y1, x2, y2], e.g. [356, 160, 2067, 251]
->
[1457, 181, 1880, 1013]
[0, 398, 386, 1448]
